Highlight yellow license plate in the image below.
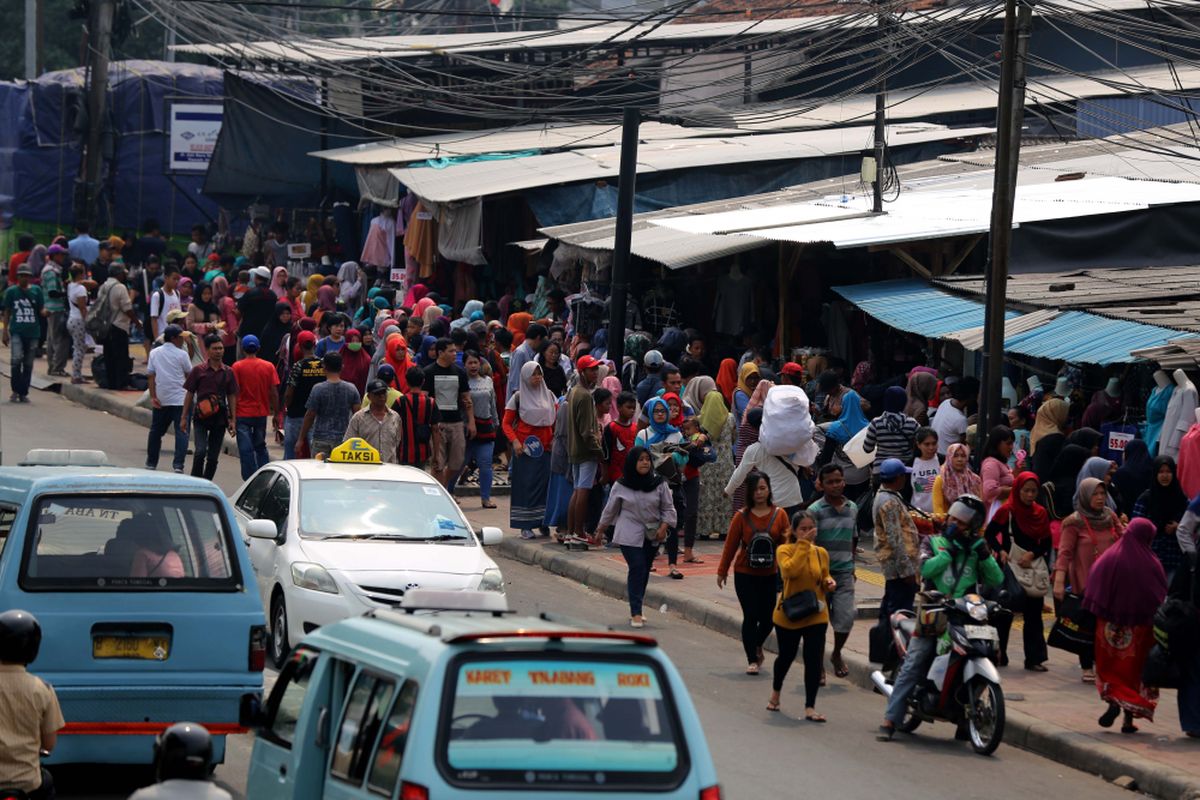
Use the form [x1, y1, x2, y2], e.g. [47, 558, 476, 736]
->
[92, 635, 171, 660]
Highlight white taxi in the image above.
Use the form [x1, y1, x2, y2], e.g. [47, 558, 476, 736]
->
[230, 439, 505, 667]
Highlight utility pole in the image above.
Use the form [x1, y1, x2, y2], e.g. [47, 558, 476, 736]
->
[872, 1, 887, 213]
[606, 107, 640, 383]
[979, 0, 1033, 443]
[80, 0, 115, 229]
[24, 0, 41, 78]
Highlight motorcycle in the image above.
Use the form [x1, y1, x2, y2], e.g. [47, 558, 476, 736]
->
[871, 591, 1007, 755]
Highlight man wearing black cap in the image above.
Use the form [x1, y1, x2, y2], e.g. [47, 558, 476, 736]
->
[1, 263, 44, 402]
[146, 324, 194, 472]
[344, 379, 402, 463]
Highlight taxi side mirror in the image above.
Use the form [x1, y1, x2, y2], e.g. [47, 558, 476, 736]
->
[246, 520, 279, 542]
[480, 526, 503, 546]
[239, 693, 266, 730]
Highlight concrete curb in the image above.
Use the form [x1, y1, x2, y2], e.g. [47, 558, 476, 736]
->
[497, 536, 1200, 800]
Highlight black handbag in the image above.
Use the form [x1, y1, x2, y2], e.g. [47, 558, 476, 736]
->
[782, 590, 821, 622]
[1047, 593, 1096, 656]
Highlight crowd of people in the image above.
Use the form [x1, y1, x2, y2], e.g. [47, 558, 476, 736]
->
[3, 222, 1198, 741]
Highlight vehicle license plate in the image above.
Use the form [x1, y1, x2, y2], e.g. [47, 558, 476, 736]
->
[92, 635, 171, 660]
[963, 625, 998, 641]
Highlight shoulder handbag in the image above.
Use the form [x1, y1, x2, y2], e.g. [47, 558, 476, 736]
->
[781, 548, 826, 622]
[1007, 523, 1050, 598]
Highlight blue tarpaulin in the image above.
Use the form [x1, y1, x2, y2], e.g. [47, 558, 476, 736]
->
[0, 60, 224, 234]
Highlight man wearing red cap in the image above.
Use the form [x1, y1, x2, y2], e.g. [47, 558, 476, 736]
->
[282, 330, 324, 459]
[566, 354, 604, 544]
[780, 362, 806, 387]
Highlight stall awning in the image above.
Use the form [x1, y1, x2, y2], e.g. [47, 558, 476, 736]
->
[835, 279, 1197, 364]
[831, 280, 1018, 339]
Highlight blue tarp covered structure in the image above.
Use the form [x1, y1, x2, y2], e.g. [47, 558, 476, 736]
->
[0, 60, 224, 234]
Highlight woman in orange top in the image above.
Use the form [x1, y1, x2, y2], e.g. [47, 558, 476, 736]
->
[718, 472, 789, 675]
[502, 362, 557, 539]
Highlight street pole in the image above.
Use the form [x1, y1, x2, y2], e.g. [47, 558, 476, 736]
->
[80, 0, 115, 230]
[24, 0, 40, 79]
[606, 107, 640, 385]
[980, 0, 1033, 443]
[872, 1, 887, 213]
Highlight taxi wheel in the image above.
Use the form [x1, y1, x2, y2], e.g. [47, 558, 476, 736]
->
[270, 593, 291, 669]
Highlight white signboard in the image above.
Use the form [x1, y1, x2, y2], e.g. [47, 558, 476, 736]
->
[167, 102, 223, 173]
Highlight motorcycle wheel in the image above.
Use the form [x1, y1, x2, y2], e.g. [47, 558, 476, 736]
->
[887, 665, 922, 733]
[966, 677, 1005, 755]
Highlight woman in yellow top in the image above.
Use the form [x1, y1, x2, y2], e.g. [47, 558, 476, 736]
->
[932, 442, 982, 514]
[768, 510, 836, 721]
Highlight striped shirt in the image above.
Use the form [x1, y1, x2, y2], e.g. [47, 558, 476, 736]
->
[863, 412, 919, 470]
[808, 496, 858, 574]
[395, 391, 439, 466]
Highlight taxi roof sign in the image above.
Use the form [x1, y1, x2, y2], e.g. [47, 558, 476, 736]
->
[328, 438, 382, 465]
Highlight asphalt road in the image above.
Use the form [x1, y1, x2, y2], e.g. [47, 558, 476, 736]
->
[2, 393, 1136, 800]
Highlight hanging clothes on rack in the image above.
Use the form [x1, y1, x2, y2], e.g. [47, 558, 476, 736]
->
[404, 202, 439, 279]
[361, 211, 395, 268]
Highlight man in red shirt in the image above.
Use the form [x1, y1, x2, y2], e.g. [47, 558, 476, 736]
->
[231, 334, 280, 479]
[7, 234, 34, 285]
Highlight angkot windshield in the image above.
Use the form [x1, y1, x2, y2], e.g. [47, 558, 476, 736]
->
[438, 653, 688, 790]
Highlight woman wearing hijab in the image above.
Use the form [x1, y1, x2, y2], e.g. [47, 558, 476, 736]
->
[416, 334, 438, 368]
[690, 378, 737, 540]
[301, 274, 323, 311]
[211, 276, 239, 364]
[338, 261, 362, 310]
[380, 332, 412, 393]
[270, 266, 289, 299]
[503, 362, 559, 539]
[715, 358, 738, 406]
[185, 282, 222, 350]
[986, 472, 1052, 670]
[505, 311, 532, 350]
[636, 397, 690, 580]
[1083, 517, 1167, 732]
[1056, 477, 1125, 683]
[825, 387, 869, 446]
[731, 381, 774, 517]
[904, 371, 938, 427]
[1066, 427, 1103, 457]
[1074, 456, 1119, 513]
[404, 282, 429, 309]
[313, 285, 338, 327]
[421, 304, 441, 334]
[862, 385, 919, 478]
[257, 302, 293, 368]
[1030, 397, 1070, 479]
[339, 329, 372, 395]
[1132, 456, 1189, 579]
[597, 447, 677, 628]
[932, 442, 982, 514]
[1111, 440, 1153, 518]
[733, 363, 761, 427]
[1081, 389, 1122, 430]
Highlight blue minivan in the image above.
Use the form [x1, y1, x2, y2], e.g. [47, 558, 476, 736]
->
[246, 589, 722, 800]
[0, 450, 267, 766]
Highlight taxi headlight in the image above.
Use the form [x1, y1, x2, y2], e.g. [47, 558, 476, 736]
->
[478, 567, 505, 593]
[291, 562, 340, 594]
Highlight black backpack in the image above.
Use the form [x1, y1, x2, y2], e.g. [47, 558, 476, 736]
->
[746, 509, 780, 570]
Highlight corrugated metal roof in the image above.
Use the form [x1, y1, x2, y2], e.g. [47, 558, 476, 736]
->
[551, 219, 767, 269]
[942, 309, 1063, 351]
[1002, 311, 1200, 365]
[388, 123, 989, 203]
[831, 279, 1019, 338]
[651, 176, 1200, 249]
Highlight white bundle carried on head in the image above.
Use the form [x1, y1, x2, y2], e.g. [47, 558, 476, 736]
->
[758, 385, 819, 465]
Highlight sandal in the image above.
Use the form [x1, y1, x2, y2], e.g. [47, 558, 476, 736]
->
[766, 699, 780, 712]
[1082, 669, 1096, 683]
[669, 568, 684, 580]
[1024, 663, 1049, 672]
[805, 711, 827, 723]
[746, 664, 760, 675]
[831, 654, 849, 678]
[481, 501, 497, 509]
[683, 556, 706, 564]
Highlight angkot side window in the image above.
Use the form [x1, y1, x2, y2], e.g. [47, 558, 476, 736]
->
[20, 494, 239, 591]
[330, 671, 396, 787]
[264, 647, 318, 748]
[0, 505, 16, 559]
[439, 654, 687, 791]
[366, 681, 418, 796]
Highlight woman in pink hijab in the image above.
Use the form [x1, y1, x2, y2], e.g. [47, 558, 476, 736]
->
[413, 296, 435, 318]
[270, 266, 289, 299]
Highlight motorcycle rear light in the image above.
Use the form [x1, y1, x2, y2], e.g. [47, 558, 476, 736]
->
[700, 785, 723, 800]
[249, 625, 268, 672]
[400, 782, 429, 800]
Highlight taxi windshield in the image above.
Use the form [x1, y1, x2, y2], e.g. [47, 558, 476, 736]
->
[298, 479, 471, 541]
[20, 494, 239, 591]
[439, 654, 686, 791]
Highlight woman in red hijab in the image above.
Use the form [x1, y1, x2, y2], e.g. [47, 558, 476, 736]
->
[715, 358, 738, 406]
[662, 392, 685, 427]
[507, 312, 532, 349]
[383, 332, 412, 392]
[339, 329, 373, 396]
[1084, 517, 1168, 732]
[985, 471, 1052, 670]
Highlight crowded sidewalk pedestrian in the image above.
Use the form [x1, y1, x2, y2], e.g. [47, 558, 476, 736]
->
[181, 335, 238, 480]
[2, 263, 43, 403]
[231, 334, 279, 479]
[300, 352, 361, 458]
[282, 331, 323, 459]
[344, 379, 401, 462]
[504, 362, 556, 539]
[425, 338, 473, 487]
[145, 325, 193, 473]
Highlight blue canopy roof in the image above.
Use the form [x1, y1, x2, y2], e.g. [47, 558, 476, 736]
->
[832, 279, 1017, 338]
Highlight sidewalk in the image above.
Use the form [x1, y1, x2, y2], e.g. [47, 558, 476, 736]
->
[492, 532, 1200, 800]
